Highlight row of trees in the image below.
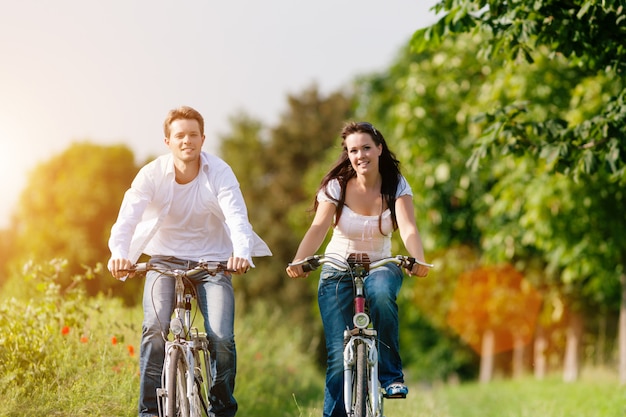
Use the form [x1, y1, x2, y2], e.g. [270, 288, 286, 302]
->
[1, 0, 624, 383]
[405, 0, 626, 381]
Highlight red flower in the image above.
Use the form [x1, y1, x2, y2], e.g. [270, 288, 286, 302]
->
[80, 335, 89, 343]
[61, 325, 70, 336]
[111, 336, 118, 345]
[127, 345, 135, 356]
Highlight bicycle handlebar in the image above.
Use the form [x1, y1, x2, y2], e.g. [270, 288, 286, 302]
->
[120, 261, 236, 277]
[289, 254, 433, 273]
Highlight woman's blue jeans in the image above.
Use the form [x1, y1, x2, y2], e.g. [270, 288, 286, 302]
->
[317, 263, 404, 417]
[138, 257, 238, 417]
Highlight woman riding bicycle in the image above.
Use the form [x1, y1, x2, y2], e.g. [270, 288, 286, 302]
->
[286, 121, 430, 417]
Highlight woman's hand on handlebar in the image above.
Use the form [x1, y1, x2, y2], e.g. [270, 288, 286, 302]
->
[108, 257, 134, 280]
[406, 260, 430, 277]
[286, 261, 309, 279]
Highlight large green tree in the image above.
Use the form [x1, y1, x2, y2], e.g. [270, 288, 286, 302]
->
[350, 34, 496, 380]
[220, 84, 355, 325]
[11, 142, 140, 297]
[413, 0, 626, 381]
[414, 1, 626, 181]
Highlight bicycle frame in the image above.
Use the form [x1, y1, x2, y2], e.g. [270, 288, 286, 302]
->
[159, 268, 219, 417]
[126, 261, 232, 417]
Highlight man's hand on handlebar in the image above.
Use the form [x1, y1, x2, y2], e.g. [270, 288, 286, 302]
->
[108, 257, 134, 280]
[227, 256, 251, 275]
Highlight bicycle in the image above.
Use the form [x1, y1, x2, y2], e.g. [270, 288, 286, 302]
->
[289, 253, 433, 417]
[123, 259, 235, 417]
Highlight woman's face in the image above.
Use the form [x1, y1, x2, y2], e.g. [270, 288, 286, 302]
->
[345, 132, 382, 177]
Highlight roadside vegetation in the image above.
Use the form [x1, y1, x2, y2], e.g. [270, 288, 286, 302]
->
[0, 263, 623, 417]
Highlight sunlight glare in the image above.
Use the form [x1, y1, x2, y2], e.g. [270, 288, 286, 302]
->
[0, 125, 27, 228]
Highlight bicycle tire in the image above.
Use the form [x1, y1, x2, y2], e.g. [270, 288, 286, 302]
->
[191, 348, 211, 416]
[166, 347, 190, 417]
[353, 340, 368, 417]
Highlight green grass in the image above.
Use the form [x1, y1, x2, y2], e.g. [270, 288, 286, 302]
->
[290, 370, 626, 417]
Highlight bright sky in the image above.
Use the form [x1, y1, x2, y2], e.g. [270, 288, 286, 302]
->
[0, 0, 438, 228]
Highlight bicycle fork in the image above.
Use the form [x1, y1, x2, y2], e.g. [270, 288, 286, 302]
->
[343, 333, 380, 416]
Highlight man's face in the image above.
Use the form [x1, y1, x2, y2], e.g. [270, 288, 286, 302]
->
[165, 118, 205, 162]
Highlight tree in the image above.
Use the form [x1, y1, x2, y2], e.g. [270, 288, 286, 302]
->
[350, 34, 498, 380]
[220, 84, 355, 325]
[447, 264, 542, 382]
[414, 1, 626, 181]
[11, 142, 141, 298]
[414, 0, 626, 382]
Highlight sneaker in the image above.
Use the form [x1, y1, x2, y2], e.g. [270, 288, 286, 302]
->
[385, 382, 408, 399]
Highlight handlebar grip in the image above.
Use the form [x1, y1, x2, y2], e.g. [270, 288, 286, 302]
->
[288, 256, 320, 273]
[133, 262, 148, 272]
[404, 257, 416, 270]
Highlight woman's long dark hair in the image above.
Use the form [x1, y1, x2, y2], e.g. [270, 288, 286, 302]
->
[314, 121, 402, 232]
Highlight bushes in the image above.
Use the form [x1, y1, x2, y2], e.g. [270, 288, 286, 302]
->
[0, 260, 140, 416]
[0, 260, 324, 416]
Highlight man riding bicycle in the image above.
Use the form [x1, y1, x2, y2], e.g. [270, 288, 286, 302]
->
[108, 106, 271, 417]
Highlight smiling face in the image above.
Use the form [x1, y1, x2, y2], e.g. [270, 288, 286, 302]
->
[164, 118, 205, 164]
[345, 132, 382, 177]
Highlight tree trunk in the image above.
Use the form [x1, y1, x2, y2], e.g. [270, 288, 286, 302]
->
[479, 328, 494, 384]
[563, 313, 582, 383]
[597, 312, 606, 366]
[534, 325, 547, 380]
[512, 333, 525, 379]
[619, 274, 626, 385]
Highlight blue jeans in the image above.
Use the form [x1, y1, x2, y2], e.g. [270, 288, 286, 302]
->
[139, 257, 238, 417]
[318, 263, 404, 417]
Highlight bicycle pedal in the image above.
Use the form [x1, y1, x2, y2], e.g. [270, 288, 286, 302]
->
[384, 393, 407, 399]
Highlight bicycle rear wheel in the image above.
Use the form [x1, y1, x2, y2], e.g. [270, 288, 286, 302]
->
[166, 347, 190, 417]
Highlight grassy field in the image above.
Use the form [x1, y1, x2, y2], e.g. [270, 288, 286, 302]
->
[1, 266, 624, 416]
[293, 370, 625, 417]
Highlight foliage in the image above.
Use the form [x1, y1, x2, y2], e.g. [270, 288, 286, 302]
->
[351, 34, 497, 379]
[402, 246, 482, 381]
[351, 4, 626, 376]
[414, 0, 626, 182]
[0, 259, 324, 417]
[447, 264, 542, 353]
[10, 142, 142, 298]
[353, 34, 491, 252]
[0, 260, 622, 416]
[234, 301, 324, 416]
[0, 259, 140, 416]
[413, 1, 626, 315]
[0, 228, 17, 286]
[219, 84, 355, 324]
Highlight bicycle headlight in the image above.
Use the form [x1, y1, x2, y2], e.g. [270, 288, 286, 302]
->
[170, 317, 184, 336]
[353, 312, 370, 329]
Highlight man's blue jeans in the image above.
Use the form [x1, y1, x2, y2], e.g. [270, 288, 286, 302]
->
[317, 263, 404, 417]
[138, 257, 238, 417]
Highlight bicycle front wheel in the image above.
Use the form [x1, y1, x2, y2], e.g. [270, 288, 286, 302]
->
[190, 348, 212, 416]
[166, 347, 190, 417]
[353, 340, 368, 417]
